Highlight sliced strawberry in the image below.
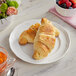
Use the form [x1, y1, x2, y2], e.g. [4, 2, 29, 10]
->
[6, 7, 18, 16]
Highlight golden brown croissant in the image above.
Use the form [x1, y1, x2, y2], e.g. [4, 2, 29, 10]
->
[19, 18, 59, 45]
[33, 18, 57, 60]
[41, 18, 60, 37]
[19, 23, 40, 45]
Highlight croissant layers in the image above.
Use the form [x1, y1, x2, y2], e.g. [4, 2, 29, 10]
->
[19, 18, 60, 60]
[19, 23, 40, 45]
[33, 18, 59, 60]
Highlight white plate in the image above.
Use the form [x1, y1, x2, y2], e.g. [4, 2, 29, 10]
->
[9, 19, 70, 64]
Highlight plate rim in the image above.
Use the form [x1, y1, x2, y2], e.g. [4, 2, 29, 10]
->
[9, 19, 71, 64]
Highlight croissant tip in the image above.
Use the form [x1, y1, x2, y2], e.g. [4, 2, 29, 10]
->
[41, 18, 47, 24]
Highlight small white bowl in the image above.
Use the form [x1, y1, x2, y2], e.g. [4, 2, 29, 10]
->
[55, 1, 76, 17]
[0, 16, 13, 32]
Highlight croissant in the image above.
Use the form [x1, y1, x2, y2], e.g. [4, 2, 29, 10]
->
[33, 18, 57, 60]
[19, 23, 40, 45]
[41, 18, 60, 37]
[19, 20, 59, 45]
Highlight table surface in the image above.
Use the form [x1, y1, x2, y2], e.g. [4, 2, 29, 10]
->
[0, 0, 76, 76]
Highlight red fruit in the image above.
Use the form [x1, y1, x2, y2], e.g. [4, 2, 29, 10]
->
[72, 4, 76, 8]
[66, 1, 72, 7]
[70, 0, 76, 4]
[58, 1, 62, 5]
[58, 0, 66, 5]
[6, 7, 18, 16]
[58, 0, 72, 8]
